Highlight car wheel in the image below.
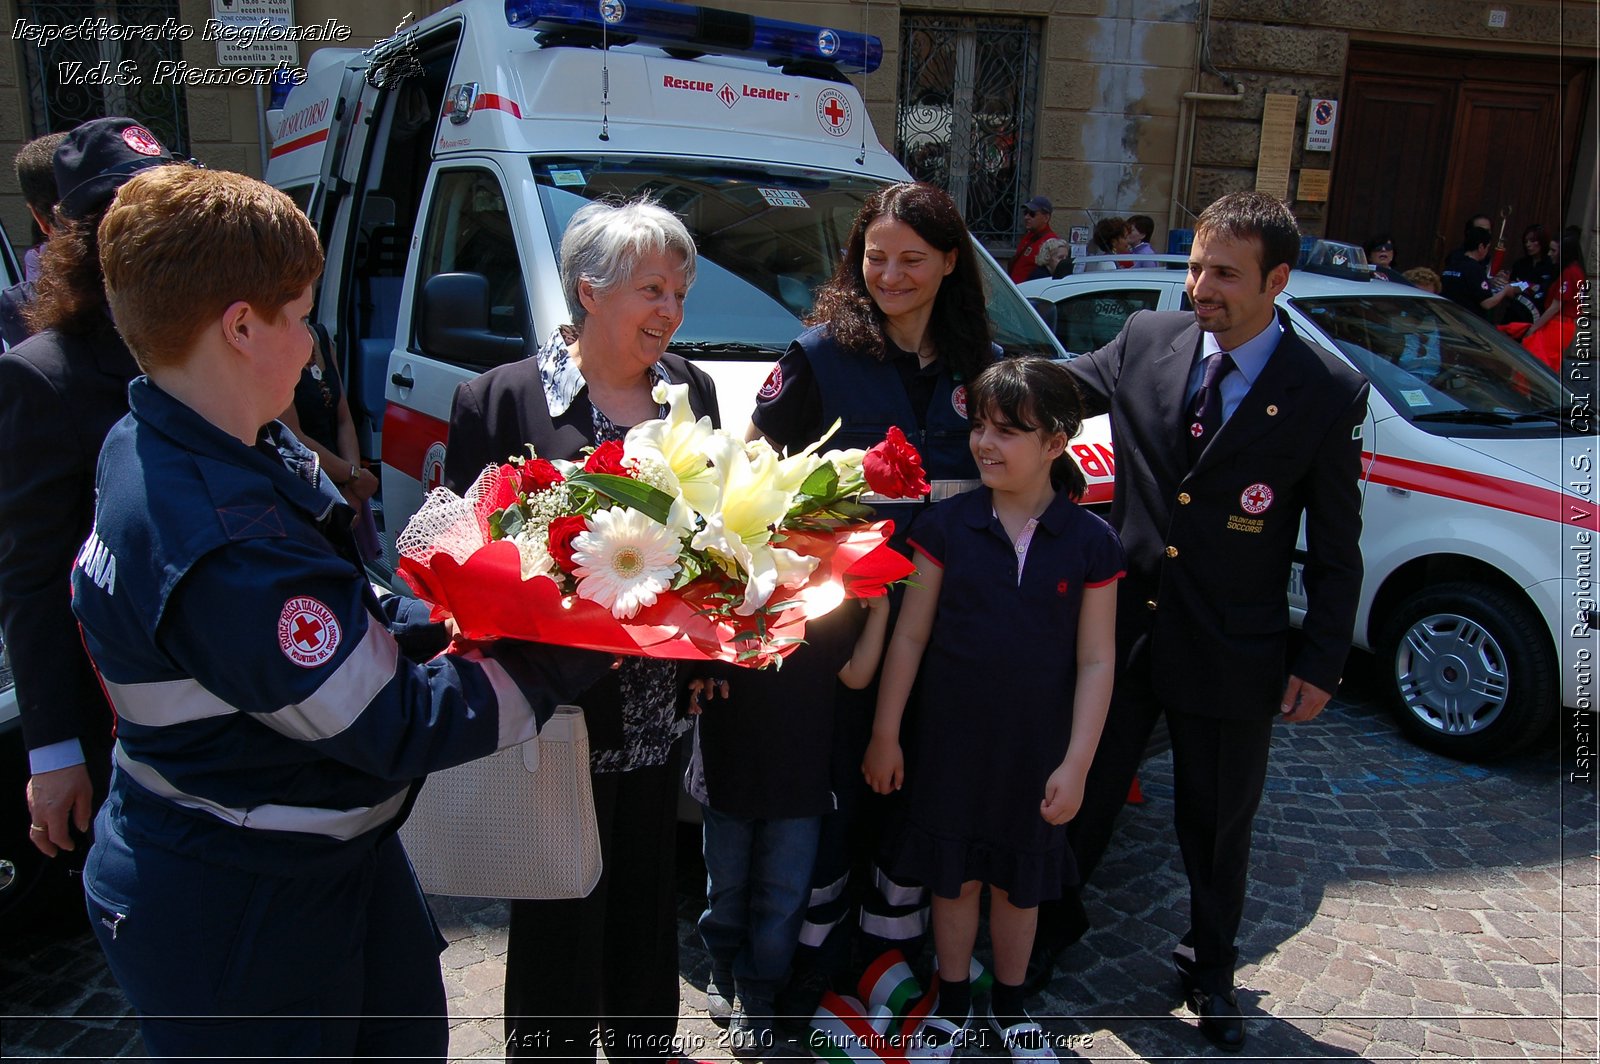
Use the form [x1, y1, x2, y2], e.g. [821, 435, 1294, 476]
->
[1377, 582, 1557, 760]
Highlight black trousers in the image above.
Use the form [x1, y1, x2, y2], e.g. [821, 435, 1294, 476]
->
[1060, 645, 1274, 994]
[503, 761, 681, 1062]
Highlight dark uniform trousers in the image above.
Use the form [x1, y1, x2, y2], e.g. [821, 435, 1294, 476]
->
[1066, 634, 1274, 993]
[1050, 308, 1367, 998]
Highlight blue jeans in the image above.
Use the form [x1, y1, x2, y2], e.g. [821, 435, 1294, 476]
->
[699, 806, 822, 1003]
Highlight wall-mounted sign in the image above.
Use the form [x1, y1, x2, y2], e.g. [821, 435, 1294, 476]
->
[1255, 93, 1298, 199]
[1305, 98, 1338, 152]
[1297, 169, 1330, 202]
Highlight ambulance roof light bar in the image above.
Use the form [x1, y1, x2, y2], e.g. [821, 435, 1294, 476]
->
[504, 0, 882, 74]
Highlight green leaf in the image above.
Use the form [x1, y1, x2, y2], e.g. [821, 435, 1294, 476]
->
[799, 464, 839, 499]
[488, 509, 505, 540]
[566, 472, 676, 525]
[496, 507, 526, 539]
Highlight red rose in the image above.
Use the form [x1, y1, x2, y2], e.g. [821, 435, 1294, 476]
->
[520, 457, 564, 494]
[584, 440, 630, 476]
[863, 426, 931, 499]
[487, 464, 522, 511]
[547, 515, 589, 573]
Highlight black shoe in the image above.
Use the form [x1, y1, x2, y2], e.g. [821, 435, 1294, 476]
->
[1184, 985, 1245, 1053]
[775, 965, 829, 1034]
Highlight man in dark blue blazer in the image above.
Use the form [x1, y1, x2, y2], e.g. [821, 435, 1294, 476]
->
[1044, 192, 1369, 1052]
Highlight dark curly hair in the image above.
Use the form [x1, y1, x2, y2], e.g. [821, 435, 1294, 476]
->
[967, 356, 1088, 500]
[805, 182, 991, 382]
[24, 209, 117, 340]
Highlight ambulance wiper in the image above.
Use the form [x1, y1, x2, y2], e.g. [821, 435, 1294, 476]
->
[1508, 406, 1588, 429]
[1409, 409, 1519, 425]
[670, 341, 786, 357]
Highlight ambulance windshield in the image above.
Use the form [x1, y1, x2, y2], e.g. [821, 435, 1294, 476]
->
[532, 158, 1059, 359]
[1293, 293, 1574, 434]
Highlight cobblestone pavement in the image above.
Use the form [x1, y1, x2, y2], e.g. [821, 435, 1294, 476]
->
[3, 668, 1597, 1062]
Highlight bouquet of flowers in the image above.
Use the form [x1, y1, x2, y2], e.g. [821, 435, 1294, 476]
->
[395, 382, 925, 665]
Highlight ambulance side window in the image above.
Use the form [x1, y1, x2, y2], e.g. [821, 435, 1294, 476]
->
[416, 169, 528, 349]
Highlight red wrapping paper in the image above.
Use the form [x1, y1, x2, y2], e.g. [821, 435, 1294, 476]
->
[398, 520, 912, 666]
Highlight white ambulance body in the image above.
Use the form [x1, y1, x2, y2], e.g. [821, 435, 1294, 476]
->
[265, 0, 1082, 592]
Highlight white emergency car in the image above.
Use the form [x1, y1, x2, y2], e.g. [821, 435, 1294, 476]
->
[1021, 258, 1594, 761]
[264, 0, 1079, 583]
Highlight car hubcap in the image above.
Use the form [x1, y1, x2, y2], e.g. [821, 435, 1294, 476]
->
[1395, 611, 1509, 735]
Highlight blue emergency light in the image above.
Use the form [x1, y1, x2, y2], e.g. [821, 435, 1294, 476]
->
[505, 0, 882, 73]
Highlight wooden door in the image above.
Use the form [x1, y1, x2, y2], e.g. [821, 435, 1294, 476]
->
[1440, 84, 1563, 266]
[1327, 73, 1454, 273]
[1327, 45, 1592, 272]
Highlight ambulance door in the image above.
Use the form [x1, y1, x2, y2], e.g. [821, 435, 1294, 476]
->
[380, 162, 532, 575]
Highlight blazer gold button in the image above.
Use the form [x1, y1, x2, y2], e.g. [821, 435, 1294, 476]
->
[1146, 599, 1158, 610]
[1165, 545, 1179, 558]
[1267, 404, 1279, 416]
[1178, 492, 1192, 505]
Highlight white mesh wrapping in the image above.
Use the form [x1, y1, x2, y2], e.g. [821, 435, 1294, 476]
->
[394, 464, 503, 565]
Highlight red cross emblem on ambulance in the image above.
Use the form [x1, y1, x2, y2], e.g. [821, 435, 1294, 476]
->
[816, 88, 851, 137]
[278, 596, 342, 668]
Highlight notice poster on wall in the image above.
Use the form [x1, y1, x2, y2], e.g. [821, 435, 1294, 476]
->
[1255, 93, 1298, 200]
[1297, 169, 1331, 202]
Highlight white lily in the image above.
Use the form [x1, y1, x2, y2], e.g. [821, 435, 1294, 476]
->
[692, 440, 819, 614]
[623, 382, 725, 518]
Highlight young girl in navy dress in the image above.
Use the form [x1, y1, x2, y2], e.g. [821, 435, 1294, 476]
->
[863, 357, 1123, 1061]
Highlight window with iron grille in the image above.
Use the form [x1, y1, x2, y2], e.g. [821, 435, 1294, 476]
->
[896, 13, 1040, 245]
[16, 1, 189, 153]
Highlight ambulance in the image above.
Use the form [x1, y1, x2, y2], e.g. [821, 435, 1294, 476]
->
[263, 0, 1082, 589]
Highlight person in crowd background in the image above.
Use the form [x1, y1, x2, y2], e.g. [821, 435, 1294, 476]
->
[1035, 191, 1368, 1054]
[1362, 234, 1410, 285]
[0, 131, 67, 346]
[76, 162, 607, 1061]
[1126, 215, 1158, 267]
[864, 357, 1121, 1063]
[1030, 237, 1072, 280]
[1523, 230, 1586, 373]
[1009, 195, 1059, 285]
[1501, 224, 1559, 332]
[443, 198, 716, 1063]
[749, 181, 999, 1019]
[687, 596, 889, 1058]
[280, 330, 382, 561]
[1441, 224, 1512, 319]
[1084, 217, 1129, 271]
[0, 118, 176, 867]
[1403, 267, 1441, 293]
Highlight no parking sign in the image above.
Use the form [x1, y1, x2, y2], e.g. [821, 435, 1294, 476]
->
[1306, 97, 1338, 152]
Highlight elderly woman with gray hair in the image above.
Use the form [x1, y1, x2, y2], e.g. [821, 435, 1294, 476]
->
[443, 197, 718, 1061]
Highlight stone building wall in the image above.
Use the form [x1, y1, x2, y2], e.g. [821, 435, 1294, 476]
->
[0, 1, 1591, 260]
[1190, 0, 1596, 237]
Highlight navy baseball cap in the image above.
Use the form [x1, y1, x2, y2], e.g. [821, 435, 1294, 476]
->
[54, 118, 175, 221]
[1024, 195, 1053, 214]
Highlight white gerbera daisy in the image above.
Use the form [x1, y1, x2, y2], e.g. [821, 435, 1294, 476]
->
[572, 506, 682, 619]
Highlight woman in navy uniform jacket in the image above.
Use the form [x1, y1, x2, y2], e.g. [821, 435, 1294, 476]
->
[748, 182, 999, 1008]
[73, 165, 606, 1062]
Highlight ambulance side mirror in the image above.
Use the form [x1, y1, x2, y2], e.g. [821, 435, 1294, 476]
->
[417, 273, 524, 368]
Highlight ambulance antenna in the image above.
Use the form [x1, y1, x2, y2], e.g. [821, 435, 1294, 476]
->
[598, 6, 611, 141]
[855, 0, 870, 165]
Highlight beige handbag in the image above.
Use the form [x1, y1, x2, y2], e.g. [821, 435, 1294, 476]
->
[399, 705, 603, 900]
